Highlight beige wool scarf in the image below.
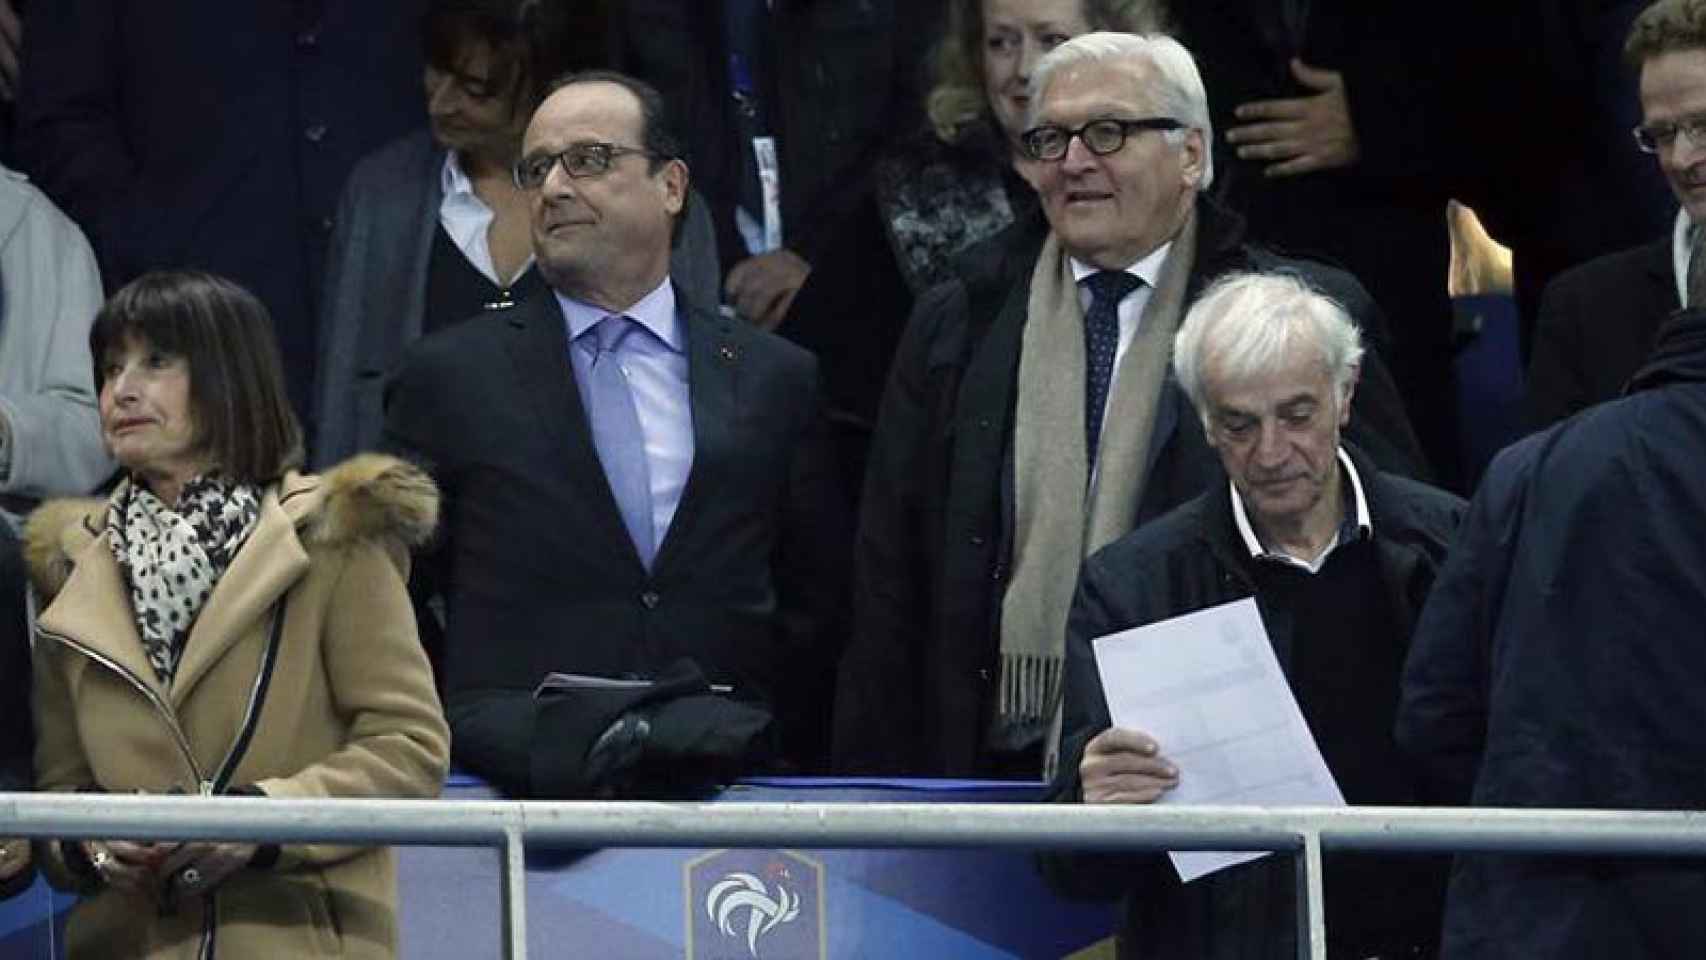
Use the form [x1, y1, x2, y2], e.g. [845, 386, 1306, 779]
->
[998, 212, 1198, 772]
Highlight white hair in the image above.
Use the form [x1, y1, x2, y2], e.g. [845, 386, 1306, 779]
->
[1028, 31, 1214, 190]
[1173, 271, 1364, 422]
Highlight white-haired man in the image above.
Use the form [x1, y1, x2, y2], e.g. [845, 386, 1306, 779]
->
[836, 32, 1427, 779]
[1043, 271, 1464, 958]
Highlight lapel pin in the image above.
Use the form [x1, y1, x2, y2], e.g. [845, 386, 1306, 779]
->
[718, 344, 738, 363]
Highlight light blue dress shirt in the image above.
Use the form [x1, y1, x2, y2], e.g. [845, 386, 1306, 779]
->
[557, 279, 695, 553]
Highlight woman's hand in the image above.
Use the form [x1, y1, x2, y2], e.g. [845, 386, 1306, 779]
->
[156, 842, 258, 898]
[0, 837, 31, 892]
[85, 839, 174, 894]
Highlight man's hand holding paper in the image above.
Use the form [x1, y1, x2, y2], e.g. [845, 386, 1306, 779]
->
[1079, 727, 1178, 805]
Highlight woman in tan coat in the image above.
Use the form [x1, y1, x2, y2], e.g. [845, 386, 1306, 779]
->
[24, 270, 450, 959]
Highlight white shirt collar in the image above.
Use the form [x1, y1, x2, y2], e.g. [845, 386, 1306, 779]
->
[441, 149, 475, 202]
[1231, 446, 1372, 574]
[556, 277, 684, 353]
[1069, 240, 1172, 290]
[1673, 206, 1695, 308]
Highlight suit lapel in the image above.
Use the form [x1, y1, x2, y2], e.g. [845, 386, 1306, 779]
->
[502, 292, 640, 562]
[653, 302, 739, 572]
[170, 492, 308, 707]
[1646, 235, 1679, 310]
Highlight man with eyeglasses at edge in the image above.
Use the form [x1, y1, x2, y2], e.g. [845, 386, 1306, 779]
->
[1526, 0, 1706, 431]
[836, 31, 1427, 781]
[382, 70, 847, 797]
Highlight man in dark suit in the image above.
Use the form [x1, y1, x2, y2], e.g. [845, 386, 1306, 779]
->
[383, 70, 846, 796]
[1525, 0, 1706, 430]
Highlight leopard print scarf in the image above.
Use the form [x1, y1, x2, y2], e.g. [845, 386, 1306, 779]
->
[105, 474, 261, 687]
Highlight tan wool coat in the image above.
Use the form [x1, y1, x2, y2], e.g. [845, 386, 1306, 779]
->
[24, 454, 451, 959]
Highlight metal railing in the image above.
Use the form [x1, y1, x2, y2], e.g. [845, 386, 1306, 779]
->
[4, 791, 1706, 960]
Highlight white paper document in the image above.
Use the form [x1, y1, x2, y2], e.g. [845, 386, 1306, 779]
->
[1091, 597, 1343, 883]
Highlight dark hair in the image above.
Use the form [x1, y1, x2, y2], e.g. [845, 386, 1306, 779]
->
[1627, 0, 1706, 66]
[90, 271, 304, 486]
[542, 68, 684, 174]
[423, 0, 604, 119]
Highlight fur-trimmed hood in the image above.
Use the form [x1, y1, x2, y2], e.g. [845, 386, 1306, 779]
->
[24, 453, 438, 600]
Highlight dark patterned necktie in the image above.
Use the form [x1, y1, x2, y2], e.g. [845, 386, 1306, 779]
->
[1083, 269, 1143, 464]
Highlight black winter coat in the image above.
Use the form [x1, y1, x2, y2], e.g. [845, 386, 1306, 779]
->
[1039, 447, 1464, 959]
[1398, 308, 1706, 959]
[835, 198, 1430, 776]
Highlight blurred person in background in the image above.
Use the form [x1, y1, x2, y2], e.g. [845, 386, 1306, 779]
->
[609, 0, 943, 333]
[18, 0, 431, 425]
[0, 158, 109, 902]
[1524, 0, 1706, 431]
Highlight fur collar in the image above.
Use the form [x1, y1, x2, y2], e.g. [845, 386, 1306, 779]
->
[24, 454, 438, 600]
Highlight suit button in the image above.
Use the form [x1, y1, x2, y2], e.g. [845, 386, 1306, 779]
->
[640, 591, 660, 609]
[969, 535, 985, 547]
[304, 123, 327, 143]
[296, 30, 319, 49]
[976, 667, 992, 682]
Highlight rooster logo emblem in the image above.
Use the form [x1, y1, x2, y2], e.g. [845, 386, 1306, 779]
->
[705, 870, 801, 958]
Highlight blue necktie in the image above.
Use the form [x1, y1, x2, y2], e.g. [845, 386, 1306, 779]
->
[580, 315, 655, 568]
[1083, 270, 1142, 463]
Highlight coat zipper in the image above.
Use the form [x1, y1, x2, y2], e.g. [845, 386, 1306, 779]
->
[38, 598, 289, 960]
[35, 627, 208, 788]
[209, 601, 288, 794]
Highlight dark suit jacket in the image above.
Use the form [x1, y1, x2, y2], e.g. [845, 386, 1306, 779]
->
[381, 286, 848, 790]
[1523, 236, 1675, 431]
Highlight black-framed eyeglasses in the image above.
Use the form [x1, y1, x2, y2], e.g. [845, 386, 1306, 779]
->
[1020, 117, 1185, 161]
[1633, 115, 1706, 154]
[512, 142, 658, 189]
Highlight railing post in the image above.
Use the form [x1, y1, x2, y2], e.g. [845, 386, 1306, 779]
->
[1294, 829, 1326, 960]
[501, 823, 529, 960]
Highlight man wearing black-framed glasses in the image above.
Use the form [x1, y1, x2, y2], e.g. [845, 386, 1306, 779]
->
[384, 69, 849, 798]
[839, 30, 1426, 794]
[1526, 0, 1706, 434]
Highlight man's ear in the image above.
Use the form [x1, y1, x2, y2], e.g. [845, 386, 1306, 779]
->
[1179, 128, 1207, 189]
[660, 157, 689, 216]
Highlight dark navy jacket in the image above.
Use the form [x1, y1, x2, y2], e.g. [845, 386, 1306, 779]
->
[18, 0, 428, 418]
[1398, 308, 1706, 958]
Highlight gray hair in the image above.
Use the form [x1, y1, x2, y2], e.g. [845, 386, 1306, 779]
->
[1173, 271, 1364, 423]
[1028, 32, 1214, 190]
